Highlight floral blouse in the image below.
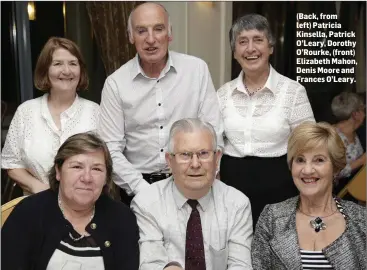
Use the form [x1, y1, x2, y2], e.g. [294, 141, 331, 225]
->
[336, 129, 364, 179]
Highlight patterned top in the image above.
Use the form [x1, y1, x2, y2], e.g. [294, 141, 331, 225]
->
[217, 65, 315, 158]
[336, 129, 364, 179]
[300, 250, 333, 269]
[300, 197, 345, 270]
[1, 94, 100, 191]
[251, 196, 366, 270]
[46, 230, 104, 270]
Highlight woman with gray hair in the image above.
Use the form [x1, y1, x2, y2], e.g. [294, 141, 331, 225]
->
[217, 13, 315, 225]
[331, 91, 366, 192]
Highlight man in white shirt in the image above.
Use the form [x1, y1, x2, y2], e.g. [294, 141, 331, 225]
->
[131, 118, 253, 270]
[98, 3, 223, 203]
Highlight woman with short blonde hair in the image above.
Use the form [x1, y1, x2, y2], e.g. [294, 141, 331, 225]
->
[252, 122, 365, 269]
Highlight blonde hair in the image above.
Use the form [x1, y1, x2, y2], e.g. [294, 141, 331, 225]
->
[287, 122, 346, 174]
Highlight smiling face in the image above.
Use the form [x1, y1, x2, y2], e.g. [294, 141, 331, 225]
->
[129, 3, 172, 67]
[291, 145, 334, 199]
[233, 29, 273, 74]
[48, 48, 80, 93]
[166, 130, 221, 199]
[56, 150, 107, 210]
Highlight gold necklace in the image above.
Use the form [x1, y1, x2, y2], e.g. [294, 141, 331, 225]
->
[58, 193, 95, 241]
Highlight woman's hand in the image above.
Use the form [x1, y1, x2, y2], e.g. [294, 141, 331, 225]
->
[31, 181, 50, 193]
[350, 153, 366, 171]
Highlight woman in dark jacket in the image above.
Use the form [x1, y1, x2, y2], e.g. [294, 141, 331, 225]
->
[2, 132, 139, 270]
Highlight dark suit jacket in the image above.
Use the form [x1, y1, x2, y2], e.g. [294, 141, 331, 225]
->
[251, 196, 366, 270]
[2, 189, 139, 270]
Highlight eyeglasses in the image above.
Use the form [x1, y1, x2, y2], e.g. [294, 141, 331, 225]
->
[170, 150, 216, 163]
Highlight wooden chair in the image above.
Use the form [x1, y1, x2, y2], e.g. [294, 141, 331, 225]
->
[1, 196, 27, 227]
[2, 174, 23, 204]
[338, 165, 366, 203]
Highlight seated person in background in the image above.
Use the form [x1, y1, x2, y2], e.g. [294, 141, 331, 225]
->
[331, 91, 366, 193]
[1, 37, 100, 195]
[2, 132, 139, 270]
[252, 122, 365, 270]
[131, 118, 253, 270]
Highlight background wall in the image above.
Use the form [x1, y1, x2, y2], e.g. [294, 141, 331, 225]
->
[156, 2, 232, 89]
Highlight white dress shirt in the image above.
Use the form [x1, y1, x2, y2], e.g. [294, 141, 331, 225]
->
[98, 51, 224, 195]
[131, 178, 253, 270]
[1, 94, 100, 190]
[217, 65, 315, 158]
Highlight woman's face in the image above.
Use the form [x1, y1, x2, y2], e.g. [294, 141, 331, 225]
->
[291, 145, 334, 199]
[233, 29, 273, 74]
[48, 48, 80, 93]
[56, 150, 107, 210]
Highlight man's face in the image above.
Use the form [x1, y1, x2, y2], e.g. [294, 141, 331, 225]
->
[130, 3, 172, 66]
[166, 130, 222, 199]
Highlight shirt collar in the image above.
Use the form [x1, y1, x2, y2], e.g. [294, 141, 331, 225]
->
[131, 51, 175, 80]
[172, 178, 211, 212]
[41, 93, 80, 119]
[234, 65, 277, 95]
[263, 65, 277, 94]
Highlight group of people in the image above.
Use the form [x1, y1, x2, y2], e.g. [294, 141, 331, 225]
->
[1, 3, 365, 270]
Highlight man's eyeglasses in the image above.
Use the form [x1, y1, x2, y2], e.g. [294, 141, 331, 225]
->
[170, 150, 216, 163]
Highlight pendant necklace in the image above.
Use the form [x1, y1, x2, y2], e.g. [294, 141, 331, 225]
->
[298, 204, 338, 233]
[58, 193, 95, 241]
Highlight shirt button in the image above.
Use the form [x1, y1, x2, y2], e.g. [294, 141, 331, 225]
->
[160, 126, 163, 129]
[161, 149, 164, 152]
[90, 223, 97, 229]
[157, 80, 160, 83]
[104, 241, 111, 247]
[158, 103, 161, 106]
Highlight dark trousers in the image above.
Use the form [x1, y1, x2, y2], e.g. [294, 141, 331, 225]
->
[220, 154, 298, 228]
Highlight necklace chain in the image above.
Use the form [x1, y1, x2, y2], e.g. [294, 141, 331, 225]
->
[58, 193, 95, 241]
[298, 197, 339, 233]
[298, 207, 338, 219]
[244, 82, 263, 96]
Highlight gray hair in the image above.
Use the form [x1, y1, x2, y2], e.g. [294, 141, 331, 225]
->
[229, 13, 275, 51]
[127, 3, 172, 40]
[167, 118, 217, 152]
[331, 91, 364, 121]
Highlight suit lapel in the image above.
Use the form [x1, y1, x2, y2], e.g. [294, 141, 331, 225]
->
[270, 197, 303, 270]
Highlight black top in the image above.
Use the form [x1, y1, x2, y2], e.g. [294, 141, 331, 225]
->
[1, 189, 139, 270]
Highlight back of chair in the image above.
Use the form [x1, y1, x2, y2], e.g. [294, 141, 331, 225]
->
[338, 165, 366, 202]
[1, 196, 27, 227]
